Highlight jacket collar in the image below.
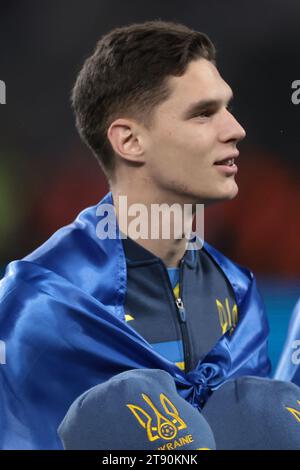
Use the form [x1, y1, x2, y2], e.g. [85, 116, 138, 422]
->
[122, 235, 197, 269]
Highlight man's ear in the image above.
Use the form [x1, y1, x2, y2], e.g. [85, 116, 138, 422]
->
[107, 118, 145, 164]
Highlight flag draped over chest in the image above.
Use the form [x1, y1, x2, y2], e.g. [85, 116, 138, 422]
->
[0, 192, 271, 449]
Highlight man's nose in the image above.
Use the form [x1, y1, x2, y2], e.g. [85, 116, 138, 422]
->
[219, 111, 246, 144]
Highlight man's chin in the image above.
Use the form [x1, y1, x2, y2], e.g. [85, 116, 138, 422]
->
[219, 180, 239, 200]
[226, 184, 239, 200]
[196, 185, 239, 206]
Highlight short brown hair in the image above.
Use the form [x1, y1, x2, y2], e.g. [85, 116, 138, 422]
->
[72, 21, 216, 177]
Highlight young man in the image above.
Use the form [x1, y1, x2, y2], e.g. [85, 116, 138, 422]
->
[0, 21, 271, 449]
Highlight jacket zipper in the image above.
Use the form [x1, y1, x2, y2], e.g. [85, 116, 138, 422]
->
[161, 260, 193, 372]
[175, 261, 193, 372]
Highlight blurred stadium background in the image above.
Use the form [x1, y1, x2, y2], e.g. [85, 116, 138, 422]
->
[0, 0, 299, 370]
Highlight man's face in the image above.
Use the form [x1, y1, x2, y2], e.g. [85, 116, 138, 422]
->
[143, 58, 246, 204]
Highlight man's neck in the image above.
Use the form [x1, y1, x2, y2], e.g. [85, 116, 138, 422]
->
[111, 187, 192, 268]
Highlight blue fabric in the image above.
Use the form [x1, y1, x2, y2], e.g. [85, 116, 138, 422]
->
[202, 376, 300, 450]
[0, 192, 271, 449]
[150, 340, 184, 365]
[275, 298, 300, 385]
[167, 267, 180, 289]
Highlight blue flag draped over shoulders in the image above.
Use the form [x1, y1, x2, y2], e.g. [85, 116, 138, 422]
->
[0, 192, 271, 449]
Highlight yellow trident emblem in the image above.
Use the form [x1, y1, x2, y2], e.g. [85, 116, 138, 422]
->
[216, 298, 238, 335]
[127, 393, 187, 442]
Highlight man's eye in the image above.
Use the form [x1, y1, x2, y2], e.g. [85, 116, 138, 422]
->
[196, 109, 214, 118]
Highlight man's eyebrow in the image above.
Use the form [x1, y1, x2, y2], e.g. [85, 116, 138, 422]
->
[182, 93, 234, 119]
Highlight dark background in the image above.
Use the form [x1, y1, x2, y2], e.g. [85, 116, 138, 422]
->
[0, 0, 299, 366]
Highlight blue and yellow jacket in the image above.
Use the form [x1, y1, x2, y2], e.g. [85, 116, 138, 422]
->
[124, 235, 238, 373]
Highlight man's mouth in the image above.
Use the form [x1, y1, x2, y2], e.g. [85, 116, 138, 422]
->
[214, 158, 236, 167]
[213, 154, 239, 175]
